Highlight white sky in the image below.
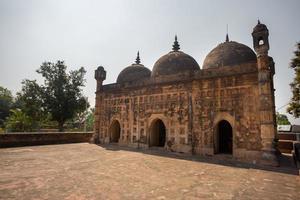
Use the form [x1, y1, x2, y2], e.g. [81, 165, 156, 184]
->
[0, 0, 300, 123]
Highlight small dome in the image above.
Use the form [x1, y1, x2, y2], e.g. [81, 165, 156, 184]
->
[117, 64, 151, 83]
[152, 36, 200, 77]
[117, 52, 151, 83]
[202, 41, 257, 69]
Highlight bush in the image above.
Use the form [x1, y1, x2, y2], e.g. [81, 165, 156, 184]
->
[4, 109, 33, 132]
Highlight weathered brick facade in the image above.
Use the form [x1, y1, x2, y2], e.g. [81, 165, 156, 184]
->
[94, 21, 278, 166]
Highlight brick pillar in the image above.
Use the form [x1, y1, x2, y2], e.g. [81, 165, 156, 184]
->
[94, 66, 106, 143]
[257, 55, 278, 166]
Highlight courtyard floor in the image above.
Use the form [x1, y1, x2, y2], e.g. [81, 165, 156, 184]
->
[0, 143, 299, 200]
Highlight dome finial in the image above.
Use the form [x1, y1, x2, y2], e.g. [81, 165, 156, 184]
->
[172, 35, 180, 51]
[135, 51, 141, 64]
[225, 24, 229, 42]
[226, 34, 229, 42]
[258, 19, 261, 24]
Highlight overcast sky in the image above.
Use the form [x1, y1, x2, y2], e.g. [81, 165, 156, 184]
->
[0, 0, 300, 123]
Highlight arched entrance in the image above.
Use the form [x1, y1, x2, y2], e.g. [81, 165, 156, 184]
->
[217, 120, 233, 154]
[149, 119, 166, 147]
[109, 120, 121, 143]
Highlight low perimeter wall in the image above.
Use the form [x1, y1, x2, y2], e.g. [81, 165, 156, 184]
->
[278, 132, 300, 154]
[0, 132, 94, 148]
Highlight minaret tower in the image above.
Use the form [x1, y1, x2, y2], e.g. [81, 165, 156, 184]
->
[94, 66, 106, 143]
[252, 20, 278, 166]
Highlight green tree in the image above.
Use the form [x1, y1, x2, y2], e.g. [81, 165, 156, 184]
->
[0, 86, 13, 127]
[5, 109, 32, 132]
[86, 107, 94, 131]
[15, 80, 46, 130]
[66, 101, 90, 131]
[287, 42, 300, 118]
[276, 112, 291, 125]
[37, 61, 88, 131]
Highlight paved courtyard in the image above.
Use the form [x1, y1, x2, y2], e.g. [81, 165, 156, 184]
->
[0, 143, 299, 200]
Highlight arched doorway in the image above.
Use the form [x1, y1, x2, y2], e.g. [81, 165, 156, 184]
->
[217, 120, 233, 154]
[149, 119, 166, 147]
[109, 120, 121, 143]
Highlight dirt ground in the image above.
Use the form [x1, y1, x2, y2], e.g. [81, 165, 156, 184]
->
[0, 143, 299, 200]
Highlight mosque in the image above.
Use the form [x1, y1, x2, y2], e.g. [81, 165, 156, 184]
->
[93, 21, 278, 166]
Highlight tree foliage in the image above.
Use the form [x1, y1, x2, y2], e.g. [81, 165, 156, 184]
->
[5, 109, 33, 132]
[37, 61, 88, 131]
[86, 107, 94, 131]
[66, 103, 91, 131]
[0, 86, 13, 127]
[1, 61, 88, 132]
[287, 42, 300, 118]
[14, 80, 46, 130]
[276, 112, 291, 125]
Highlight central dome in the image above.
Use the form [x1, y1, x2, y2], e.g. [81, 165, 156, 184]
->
[151, 36, 200, 77]
[203, 40, 257, 69]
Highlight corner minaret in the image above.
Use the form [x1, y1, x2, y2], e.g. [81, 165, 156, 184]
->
[252, 20, 270, 57]
[252, 21, 278, 166]
[94, 66, 106, 143]
[95, 66, 106, 91]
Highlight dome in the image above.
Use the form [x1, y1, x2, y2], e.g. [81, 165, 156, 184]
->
[202, 40, 257, 69]
[117, 64, 151, 83]
[151, 36, 200, 77]
[117, 52, 151, 83]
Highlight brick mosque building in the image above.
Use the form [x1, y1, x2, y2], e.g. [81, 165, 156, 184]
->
[93, 21, 278, 166]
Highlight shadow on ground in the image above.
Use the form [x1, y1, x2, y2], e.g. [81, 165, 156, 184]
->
[99, 143, 299, 176]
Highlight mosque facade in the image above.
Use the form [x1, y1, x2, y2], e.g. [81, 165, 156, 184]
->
[93, 21, 278, 166]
